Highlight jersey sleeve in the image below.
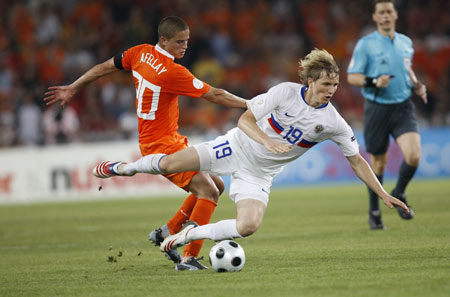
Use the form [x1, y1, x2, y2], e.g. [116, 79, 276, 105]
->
[247, 84, 284, 121]
[164, 66, 210, 98]
[347, 38, 367, 74]
[330, 115, 359, 157]
[120, 44, 147, 72]
[406, 35, 414, 66]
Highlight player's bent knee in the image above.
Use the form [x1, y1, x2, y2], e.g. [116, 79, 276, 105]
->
[212, 176, 225, 195]
[405, 152, 420, 166]
[236, 220, 261, 237]
[193, 184, 220, 202]
[372, 163, 387, 175]
[206, 187, 220, 202]
[371, 157, 388, 173]
[188, 173, 221, 201]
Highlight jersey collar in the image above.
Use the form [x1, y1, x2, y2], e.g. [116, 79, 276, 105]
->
[300, 86, 328, 109]
[375, 30, 397, 42]
[155, 44, 175, 60]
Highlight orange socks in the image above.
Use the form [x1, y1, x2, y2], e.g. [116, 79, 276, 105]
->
[167, 194, 197, 234]
[182, 198, 217, 259]
[166, 195, 217, 259]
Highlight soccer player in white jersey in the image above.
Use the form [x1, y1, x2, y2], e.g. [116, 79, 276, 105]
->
[93, 49, 409, 252]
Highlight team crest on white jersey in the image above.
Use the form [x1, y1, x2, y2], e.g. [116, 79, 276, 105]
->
[315, 125, 324, 133]
[193, 78, 204, 89]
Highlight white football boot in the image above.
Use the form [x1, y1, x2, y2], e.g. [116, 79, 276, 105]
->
[93, 161, 131, 178]
[160, 221, 198, 253]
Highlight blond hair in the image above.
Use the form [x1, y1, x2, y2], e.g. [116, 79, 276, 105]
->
[298, 49, 339, 84]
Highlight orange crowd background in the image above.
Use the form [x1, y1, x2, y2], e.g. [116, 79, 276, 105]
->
[0, 0, 448, 147]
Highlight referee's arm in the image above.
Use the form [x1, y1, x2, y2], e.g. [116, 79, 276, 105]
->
[347, 73, 392, 88]
[347, 73, 366, 87]
[409, 68, 427, 104]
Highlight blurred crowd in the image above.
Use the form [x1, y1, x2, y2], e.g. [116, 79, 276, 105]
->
[0, 0, 449, 147]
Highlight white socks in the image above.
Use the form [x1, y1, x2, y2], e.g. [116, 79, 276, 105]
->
[186, 219, 243, 242]
[121, 153, 166, 175]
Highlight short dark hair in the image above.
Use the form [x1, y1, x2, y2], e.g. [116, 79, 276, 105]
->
[158, 16, 189, 40]
[373, 0, 396, 12]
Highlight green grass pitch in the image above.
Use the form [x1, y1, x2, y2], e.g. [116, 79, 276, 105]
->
[1, 179, 449, 297]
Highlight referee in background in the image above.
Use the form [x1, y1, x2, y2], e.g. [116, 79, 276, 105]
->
[347, 0, 427, 229]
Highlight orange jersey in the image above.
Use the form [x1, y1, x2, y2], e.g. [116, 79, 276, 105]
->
[119, 44, 211, 144]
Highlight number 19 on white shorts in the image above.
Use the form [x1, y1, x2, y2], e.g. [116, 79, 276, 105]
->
[194, 134, 242, 176]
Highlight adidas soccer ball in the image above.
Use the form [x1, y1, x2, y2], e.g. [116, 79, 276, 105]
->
[209, 240, 245, 272]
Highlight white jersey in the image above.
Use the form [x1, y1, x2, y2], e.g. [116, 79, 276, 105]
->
[233, 82, 359, 176]
[194, 82, 360, 205]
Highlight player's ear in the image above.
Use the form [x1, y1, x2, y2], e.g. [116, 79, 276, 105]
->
[392, 8, 398, 22]
[159, 36, 168, 47]
[307, 77, 313, 88]
[372, 13, 378, 23]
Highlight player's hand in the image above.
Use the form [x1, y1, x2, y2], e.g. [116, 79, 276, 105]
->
[263, 139, 292, 154]
[44, 85, 76, 107]
[380, 194, 410, 214]
[375, 74, 393, 88]
[414, 81, 427, 104]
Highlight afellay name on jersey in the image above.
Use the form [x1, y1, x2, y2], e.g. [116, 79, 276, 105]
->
[140, 53, 168, 75]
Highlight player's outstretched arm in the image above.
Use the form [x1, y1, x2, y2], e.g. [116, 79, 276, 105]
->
[201, 87, 247, 108]
[346, 153, 410, 213]
[237, 109, 292, 154]
[44, 58, 118, 107]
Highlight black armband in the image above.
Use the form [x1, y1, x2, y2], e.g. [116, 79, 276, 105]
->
[364, 76, 377, 88]
[113, 53, 124, 70]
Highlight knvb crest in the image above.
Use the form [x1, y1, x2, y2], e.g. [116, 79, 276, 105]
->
[315, 125, 324, 133]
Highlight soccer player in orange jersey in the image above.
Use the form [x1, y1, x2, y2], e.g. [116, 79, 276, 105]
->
[44, 16, 247, 270]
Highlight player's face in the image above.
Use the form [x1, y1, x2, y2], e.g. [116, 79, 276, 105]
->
[164, 29, 190, 59]
[372, 2, 398, 34]
[307, 71, 339, 107]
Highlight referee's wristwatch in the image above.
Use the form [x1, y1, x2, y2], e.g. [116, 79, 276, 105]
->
[364, 76, 378, 87]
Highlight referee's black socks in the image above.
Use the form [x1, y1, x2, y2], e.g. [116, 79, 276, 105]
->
[392, 160, 418, 199]
[368, 174, 384, 213]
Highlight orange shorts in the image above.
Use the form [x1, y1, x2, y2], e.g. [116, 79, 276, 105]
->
[139, 131, 198, 190]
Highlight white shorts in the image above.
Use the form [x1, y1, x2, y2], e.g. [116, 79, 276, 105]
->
[193, 128, 273, 206]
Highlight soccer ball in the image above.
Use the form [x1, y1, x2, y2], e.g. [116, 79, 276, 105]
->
[209, 240, 245, 272]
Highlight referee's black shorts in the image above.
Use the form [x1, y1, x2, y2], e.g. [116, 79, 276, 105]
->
[363, 99, 418, 155]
